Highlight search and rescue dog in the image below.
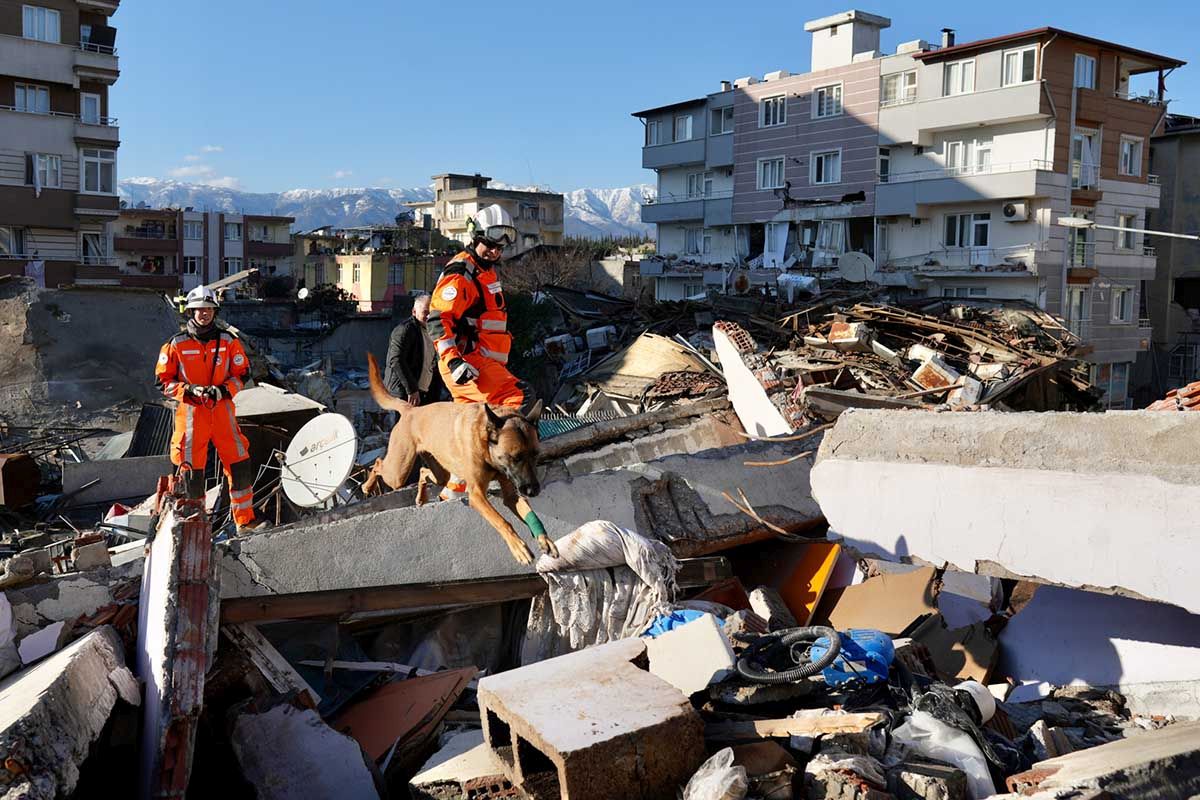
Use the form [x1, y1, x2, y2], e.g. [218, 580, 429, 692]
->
[363, 352, 558, 565]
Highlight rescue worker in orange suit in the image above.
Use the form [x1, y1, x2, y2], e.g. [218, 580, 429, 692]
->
[428, 204, 538, 502]
[155, 285, 264, 533]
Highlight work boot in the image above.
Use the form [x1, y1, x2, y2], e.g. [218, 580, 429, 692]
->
[235, 518, 271, 536]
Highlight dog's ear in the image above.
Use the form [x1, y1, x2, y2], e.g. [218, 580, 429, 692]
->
[484, 403, 505, 433]
[523, 400, 544, 424]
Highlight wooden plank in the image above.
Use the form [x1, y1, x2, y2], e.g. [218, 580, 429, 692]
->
[221, 622, 321, 706]
[296, 659, 481, 690]
[705, 712, 884, 741]
[538, 398, 729, 461]
[220, 556, 732, 624]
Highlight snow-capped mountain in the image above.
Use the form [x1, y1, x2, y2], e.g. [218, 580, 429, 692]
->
[118, 178, 655, 239]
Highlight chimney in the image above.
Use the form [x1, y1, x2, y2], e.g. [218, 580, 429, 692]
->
[720, 80, 732, 92]
[941, 28, 955, 48]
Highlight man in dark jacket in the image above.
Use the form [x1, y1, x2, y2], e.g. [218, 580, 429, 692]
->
[384, 293, 438, 405]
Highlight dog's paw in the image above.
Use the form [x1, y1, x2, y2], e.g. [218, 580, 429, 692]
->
[536, 535, 559, 559]
[508, 540, 535, 565]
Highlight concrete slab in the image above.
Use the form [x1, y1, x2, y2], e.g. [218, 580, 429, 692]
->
[62, 455, 171, 507]
[812, 409, 1200, 612]
[0, 627, 137, 799]
[220, 438, 821, 599]
[645, 613, 736, 696]
[478, 638, 706, 800]
[17, 620, 67, 665]
[231, 703, 380, 800]
[4, 561, 143, 639]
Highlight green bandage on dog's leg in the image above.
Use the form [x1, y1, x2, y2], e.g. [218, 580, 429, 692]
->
[523, 510, 546, 540]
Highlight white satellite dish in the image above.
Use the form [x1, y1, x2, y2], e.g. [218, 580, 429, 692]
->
[837, 252, 875, 284]
[281, 413, 358, 508]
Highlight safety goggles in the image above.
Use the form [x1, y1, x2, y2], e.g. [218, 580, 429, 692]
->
[480, 225, 517, 248]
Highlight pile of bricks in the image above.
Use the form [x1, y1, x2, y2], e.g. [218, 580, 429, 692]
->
[1146, 380, 1200, 411]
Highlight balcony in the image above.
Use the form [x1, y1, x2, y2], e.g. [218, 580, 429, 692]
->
[246, 238, 293, 258]
[876, 160, 1054, 217]
[0, 33, 76, 85]
[114, 229, 178, 253]
[641, 190, 733, 225]
[884, 242, 1046, 274]
[75, 117, 120, 145]
[74, 193, 120, 220]
[74, 44, 119, 85]
[642, 138, 706, 170]
[878, 81, 1048, 146]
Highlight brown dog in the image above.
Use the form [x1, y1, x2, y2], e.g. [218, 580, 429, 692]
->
[362, 353, 558, 565]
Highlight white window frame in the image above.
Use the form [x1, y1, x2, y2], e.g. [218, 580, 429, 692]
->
[810, 149, 842, 185]
[760, 95, 786, 127]
[1074, 54, 1096, 89]
[34, 153, 61, 189]
[1093, 361, 1131, 407]
[1111, 285, 1134, 323]
[183, 256, 201, 275]
[1119, 135, 1143, 177]
[686, 171, 713, 199]
[222, 257, 242, 278]
[684, 227, 703, 256]
[673, 113, 693, 142]
[881, 70, 917, 105]
[183, 220, 203, 240]
[878, 148, 890, 183]
[812, 84, 843, 119]
[80, 93, 101, 125]
[757, 156, 785, 190]
[1002, 46, 1038, 86]
[80, 231, 108, 264]
[943, 286, 989, 298]
[15, 83, 50, 115]
[223, 222, 242, 241]
[352, 262, 362, 283]
[945, 212, 991, 248]
[0, 226, 24, 257]
[645, 119, 661, 146]
[1115, 212, 1139, 251]
[81, 148, 115, 194]
[942, 59, 976, 96]
[22, 5, 60, 43]
[710, 106, 734, 136]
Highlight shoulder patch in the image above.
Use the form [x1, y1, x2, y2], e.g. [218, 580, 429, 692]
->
[233, 353, 246, 366]
[441, 285, 458, 302]
[158, 352, 169, 366]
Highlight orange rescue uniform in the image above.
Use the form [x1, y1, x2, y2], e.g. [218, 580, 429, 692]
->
[154, 328, 256, 527]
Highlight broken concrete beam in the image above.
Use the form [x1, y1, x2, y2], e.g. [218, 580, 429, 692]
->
[1006, 719, 1200, 797]
[231, 703, 380, 800]
[410, 729, 515, 800]
[749, 586, 799, 631]
[137, 499, 220, 800]
[888, 760, 968, 800]
[478, 638, 705, 800]
[220, 438, 821, 600]
[539, 397, 730, 461]
[62, 455, 171, 507]
[812, 409, 1200, 613]
[713, 322, 794, 436]
[0, 627, 138, 799]
[645, 612, 735, 696]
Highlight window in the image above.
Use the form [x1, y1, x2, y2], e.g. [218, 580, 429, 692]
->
[946, 141, 967, 175]
[1003, 46, 1037, 86]
[878, 148, 890, 183]
[183, 256, 200, 275]
[683, 282, 704, 298]
[811, 150, 841, 185]
[760, 95, 786, 127]
[80, 93, 101, 125]
[757, 157, 785, 190]
[0, 227, 25, 257]
[1068, 207, 1094, 265]
[881, 71, 917, 105]
[314, 263, 325, 285]
[645, 120, 661, 146]
[1074, 54, 1096, 89]
[15, 84, 50, 114]
[32, 154, 61, 188]
[352, 262, 361, 283]
[448, 203, 464, 219]
[1067, 286, 1091, 337]
[223, 222, 242, 241]
[876, 220, 889, 258]
[673, 114, 693, 142]
[813, 84, 843, 118]
[1117, 212, 1138, 250]
[1093, 362, 1130, 407]
[1072, 130, 1099, 188]
[183, 221, 203, 239]
[1119, 136, 1143, 176]
[22, 5, 60, 43]
[686, 171, 713, 198]
[702, 230, 713, 255]
[944, 213, 990, 247]
[222, 257, 242, 278]
[1112, 286, 1134, 323]
[974, 138, 993, 172]
[81, 148, 115, 194]
[943, 287, 988, 298]
[81, 232, 107, 264]
[943, 60, 976, 96]
[710, 106, 734, 135]
[684, 227, 702, 255]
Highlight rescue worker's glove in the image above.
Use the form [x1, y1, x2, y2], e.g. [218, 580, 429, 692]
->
[187, 384, 209, 400]
[204, 385, 226, 401]
[448, 358, 479, 385]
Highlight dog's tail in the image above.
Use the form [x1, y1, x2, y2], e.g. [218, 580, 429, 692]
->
[367, 352, 412, 414]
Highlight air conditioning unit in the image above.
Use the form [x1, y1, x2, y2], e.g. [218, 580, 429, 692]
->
[1002, 200, 1031, 222]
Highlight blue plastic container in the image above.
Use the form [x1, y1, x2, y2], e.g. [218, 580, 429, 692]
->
[810, 629, 895, 686]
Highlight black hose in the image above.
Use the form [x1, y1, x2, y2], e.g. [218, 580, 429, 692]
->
[736, 626, 842, 684]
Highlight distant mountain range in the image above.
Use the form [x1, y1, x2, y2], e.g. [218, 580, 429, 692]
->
[118, 179, 655, 239]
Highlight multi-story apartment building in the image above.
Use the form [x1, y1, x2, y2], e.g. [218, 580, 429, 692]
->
[406, 173, 565, 257]
[1, 0, 121, 287]
[295, 226, 440, 312]
[1139, 114, 1200, 399]
[112, 209, 294, 292]
[633, 10, 1183, 408]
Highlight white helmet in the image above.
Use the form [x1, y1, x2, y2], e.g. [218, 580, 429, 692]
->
[184, 285, 219, 311]
[467, 204, 518, 248]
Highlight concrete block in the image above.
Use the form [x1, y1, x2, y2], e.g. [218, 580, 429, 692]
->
[73, 541, 111, 571]
[0, 627, 137, 798]
[645, 613, 735, 696]
[749, 587, 799, 631]
[888, 760, 968, 800]
[62, 455, 171, 507]
[478, 638, 705, 800]
[410, 729, 515, 800]
[813, 410, 1200, 613]
[232, 703, 380, 800]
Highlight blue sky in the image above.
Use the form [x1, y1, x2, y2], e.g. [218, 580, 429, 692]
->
[117, 0, 1199, 193]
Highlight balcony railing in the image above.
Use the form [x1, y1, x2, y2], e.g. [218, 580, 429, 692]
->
[1113, 91, 1163, 106]
[1138, 317, 1153, 333]
[643, 188, 735, 204]
[1071, 163, 1100, 190]
[0, 104, 118, 126]
[885, 242, 1044, 270]
[120, 229, 176, 240]
[880, 93, 918, 108]
[1144, 244, 1158, 257]
[1148, 174, 1161, 185]
[883, 159, 1052, 184]
[1069, 240, 1096, 267]
[78, 41, 117, 56]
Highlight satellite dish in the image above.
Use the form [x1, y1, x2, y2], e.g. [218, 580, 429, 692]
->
[837, 252, 875, 284]
[732, 271, 752, 295]
[281, 413, 358, 508]
[297, 287, 310, 300]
